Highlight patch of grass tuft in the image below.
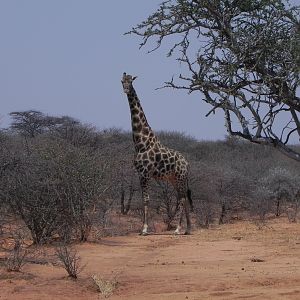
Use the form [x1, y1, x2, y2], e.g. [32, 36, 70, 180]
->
[92, 273, 119, 298]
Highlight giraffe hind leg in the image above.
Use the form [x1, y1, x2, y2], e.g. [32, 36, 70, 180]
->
[174, 197, 185, 235]
[174, 177, 192, 235]
[184, 199, 192, 235]
[140, 208, 149, 236]
[174, 198, 192, 235]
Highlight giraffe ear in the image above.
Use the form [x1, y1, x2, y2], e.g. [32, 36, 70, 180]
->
[132, 76, 137, 81]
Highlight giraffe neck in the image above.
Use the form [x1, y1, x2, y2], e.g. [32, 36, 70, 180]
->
[126, 88, 158, 152]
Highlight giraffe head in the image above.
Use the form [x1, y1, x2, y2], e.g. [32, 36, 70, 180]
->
[121, 72, 137, 94]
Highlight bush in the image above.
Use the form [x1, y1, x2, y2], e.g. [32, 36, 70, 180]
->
[55, 244, 84, 279]
[5, 234, 28, 272]
[2, 111, 300, 239]
[1, 136, 116, 243]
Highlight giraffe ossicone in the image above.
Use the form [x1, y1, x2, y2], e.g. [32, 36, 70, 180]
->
[121, 72, 193, 235]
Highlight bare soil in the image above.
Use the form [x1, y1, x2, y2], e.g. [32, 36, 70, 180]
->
[1, 219, 300, 300]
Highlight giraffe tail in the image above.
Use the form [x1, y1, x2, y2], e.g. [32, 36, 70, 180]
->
[187, 188, 194, 212]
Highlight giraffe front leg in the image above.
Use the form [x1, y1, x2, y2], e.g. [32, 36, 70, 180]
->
[140, 178, 150, 236]
[141, 203, 149, 235]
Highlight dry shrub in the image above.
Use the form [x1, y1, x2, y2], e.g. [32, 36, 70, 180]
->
[5, 234, 28, 272]
[92, 273, 119, 298]
[55, 244, 85, 279]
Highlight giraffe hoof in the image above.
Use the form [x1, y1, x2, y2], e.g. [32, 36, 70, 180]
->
[139, 231, 149, 236]
[184, 231, 191, 235]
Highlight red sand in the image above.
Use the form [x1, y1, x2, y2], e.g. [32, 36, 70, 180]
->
[1, 219, 300, 299]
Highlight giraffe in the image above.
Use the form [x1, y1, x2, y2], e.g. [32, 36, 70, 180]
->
[121, 72, 193, 235]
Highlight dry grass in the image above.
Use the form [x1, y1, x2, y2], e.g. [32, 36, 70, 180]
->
[91, 273, 119, 298]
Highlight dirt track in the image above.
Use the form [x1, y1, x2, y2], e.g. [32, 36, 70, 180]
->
[1, 219, 300, 300]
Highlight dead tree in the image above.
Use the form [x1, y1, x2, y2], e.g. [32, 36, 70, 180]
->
[128, 0, 300, 161]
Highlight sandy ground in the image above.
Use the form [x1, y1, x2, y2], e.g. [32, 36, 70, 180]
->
[1, 219, 300, 300]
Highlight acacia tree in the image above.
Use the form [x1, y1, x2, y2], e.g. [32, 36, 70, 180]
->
[128, 0, 300, 160]
[9, 110, 48, 138]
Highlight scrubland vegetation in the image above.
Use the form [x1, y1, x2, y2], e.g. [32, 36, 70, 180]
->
[1, 110, 300, 249]
[0, 1, 298, 297]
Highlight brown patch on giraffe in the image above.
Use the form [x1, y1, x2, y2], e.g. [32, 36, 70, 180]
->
[136, 124, 143, 131]
[131, 107, 139, 115]
[153, 173, 177, 185]
[155, 153, 162, 162]
[132, 116, 139, 123]
[142, 127, 149, 135]
[148, 149, 155, 158]
[162, 153, 168, 159]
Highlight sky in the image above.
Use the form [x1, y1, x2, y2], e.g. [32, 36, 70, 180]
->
[0, 1, 297, 141]
[0, 0, 227, 141]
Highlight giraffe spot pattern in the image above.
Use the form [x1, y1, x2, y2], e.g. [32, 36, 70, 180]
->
[134, 144, 188, 185]
[122, 72, 191, 234]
